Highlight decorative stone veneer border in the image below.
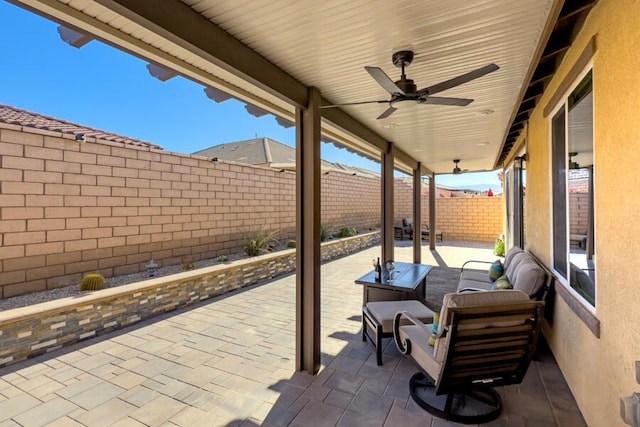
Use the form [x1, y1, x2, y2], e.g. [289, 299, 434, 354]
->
[0, 232, 379, 368]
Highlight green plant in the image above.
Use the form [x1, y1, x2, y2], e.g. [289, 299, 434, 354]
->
[333, 227, 358, 238]
[244, 228, 280, 256]
[287, 240, 296, 248]
[320, 224, 334, 242]
[80, 273, 105, 291]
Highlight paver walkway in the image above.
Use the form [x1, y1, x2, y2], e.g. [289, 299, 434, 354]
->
[0, 242, 586, 426]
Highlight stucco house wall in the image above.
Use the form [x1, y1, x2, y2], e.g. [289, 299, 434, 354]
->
[514, 1, 640, 424]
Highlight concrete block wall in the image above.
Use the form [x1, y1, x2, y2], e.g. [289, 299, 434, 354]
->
[0, 122, 503, 299]
[322, 172, 380, 231]
[435, 197, 504, 241]
[393, 180, 503, 241]
[0, 125, 380, 299]
[569, 193, 589, 234]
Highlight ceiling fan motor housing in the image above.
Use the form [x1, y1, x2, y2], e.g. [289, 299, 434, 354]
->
[395, 79, 417, 95]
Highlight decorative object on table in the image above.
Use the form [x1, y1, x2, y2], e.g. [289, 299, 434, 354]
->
[386, 261, 395, 280]
[80, 273, 105, 291]
[145, 260, 159, 278]
[374, 257, 382, 281]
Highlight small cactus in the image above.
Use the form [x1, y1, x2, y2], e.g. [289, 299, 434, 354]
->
[80, 274, 105, 291]
[287, 240, 296, 248]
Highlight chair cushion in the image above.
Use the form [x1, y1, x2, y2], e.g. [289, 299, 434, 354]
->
[366, 300, 434, 332]
[399, 324, 442, 380]
[434, 290, 530, 362]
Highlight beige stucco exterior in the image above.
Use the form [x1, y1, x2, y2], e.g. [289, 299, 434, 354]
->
[510, 1, 640, 425]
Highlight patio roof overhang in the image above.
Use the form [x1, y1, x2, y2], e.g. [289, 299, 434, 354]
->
[9, 0, 580, 175]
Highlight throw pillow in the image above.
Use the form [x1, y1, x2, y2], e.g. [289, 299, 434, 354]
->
[489, 260, 504, 281]
[428, 313, 440, 346]
[492, 274, 512, 290]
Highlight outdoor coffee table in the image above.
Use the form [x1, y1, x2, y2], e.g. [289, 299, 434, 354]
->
[354, 262, 432, 305]
[355, 262, 433, 364]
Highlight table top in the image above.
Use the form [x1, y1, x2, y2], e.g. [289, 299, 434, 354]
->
[354, 262, 432, 291]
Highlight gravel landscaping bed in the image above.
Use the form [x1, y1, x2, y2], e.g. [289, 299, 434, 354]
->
[0, 251, 253, 312]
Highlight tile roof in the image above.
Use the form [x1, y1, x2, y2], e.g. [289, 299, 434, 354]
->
[193, 137, 375, 175]
[0, 104, 162, 149]
[193, 138, 293, 164]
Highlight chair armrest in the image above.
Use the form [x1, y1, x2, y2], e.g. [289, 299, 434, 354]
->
[460, 260, 493, 272]
[393, 310, 433, 356]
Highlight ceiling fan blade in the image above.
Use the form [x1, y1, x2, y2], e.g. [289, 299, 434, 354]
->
[420, 96, 473, 106]
[365, 66, 405, 95]
[376, 106, 397, 119]
[320, 100, 388, 108]
[417, 63, 499, 96]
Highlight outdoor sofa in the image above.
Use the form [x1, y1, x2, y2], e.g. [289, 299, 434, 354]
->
[458, 246, 549, 300]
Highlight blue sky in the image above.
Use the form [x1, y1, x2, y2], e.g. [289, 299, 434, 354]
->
[0, 1, 501, 188]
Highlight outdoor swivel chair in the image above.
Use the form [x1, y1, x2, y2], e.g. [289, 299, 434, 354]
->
[393, 290, 543, 424]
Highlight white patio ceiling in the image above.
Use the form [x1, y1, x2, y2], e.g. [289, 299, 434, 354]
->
[12, 0, 558, 174]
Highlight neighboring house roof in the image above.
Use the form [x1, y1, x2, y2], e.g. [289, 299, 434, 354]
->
[193, 138, 291, 164]
[0, 104, 162, 149]
[193, 137, 363, 173]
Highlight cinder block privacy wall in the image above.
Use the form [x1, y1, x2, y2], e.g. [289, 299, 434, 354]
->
[0, 123, 502, 298]
[394, 178, 504, 242]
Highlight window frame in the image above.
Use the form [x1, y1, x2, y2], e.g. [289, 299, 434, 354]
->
[548, 62, 596, 315]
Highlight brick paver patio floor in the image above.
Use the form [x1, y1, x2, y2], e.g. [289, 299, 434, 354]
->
[0, 242, 586, 426]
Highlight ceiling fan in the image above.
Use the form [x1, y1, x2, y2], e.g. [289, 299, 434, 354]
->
[452, 159, 469, 175]
[322, 50, 499, 119]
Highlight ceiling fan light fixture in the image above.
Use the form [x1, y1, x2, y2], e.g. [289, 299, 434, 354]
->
[391, 98, 418, 109]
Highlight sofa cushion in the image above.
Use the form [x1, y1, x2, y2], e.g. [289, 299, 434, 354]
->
[460, 269, 491, 283]
[457, 277, 493, 292]
[503, 246, 524, 270]
[511, 260, 546, 297]
[505, 251, 528, 279]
